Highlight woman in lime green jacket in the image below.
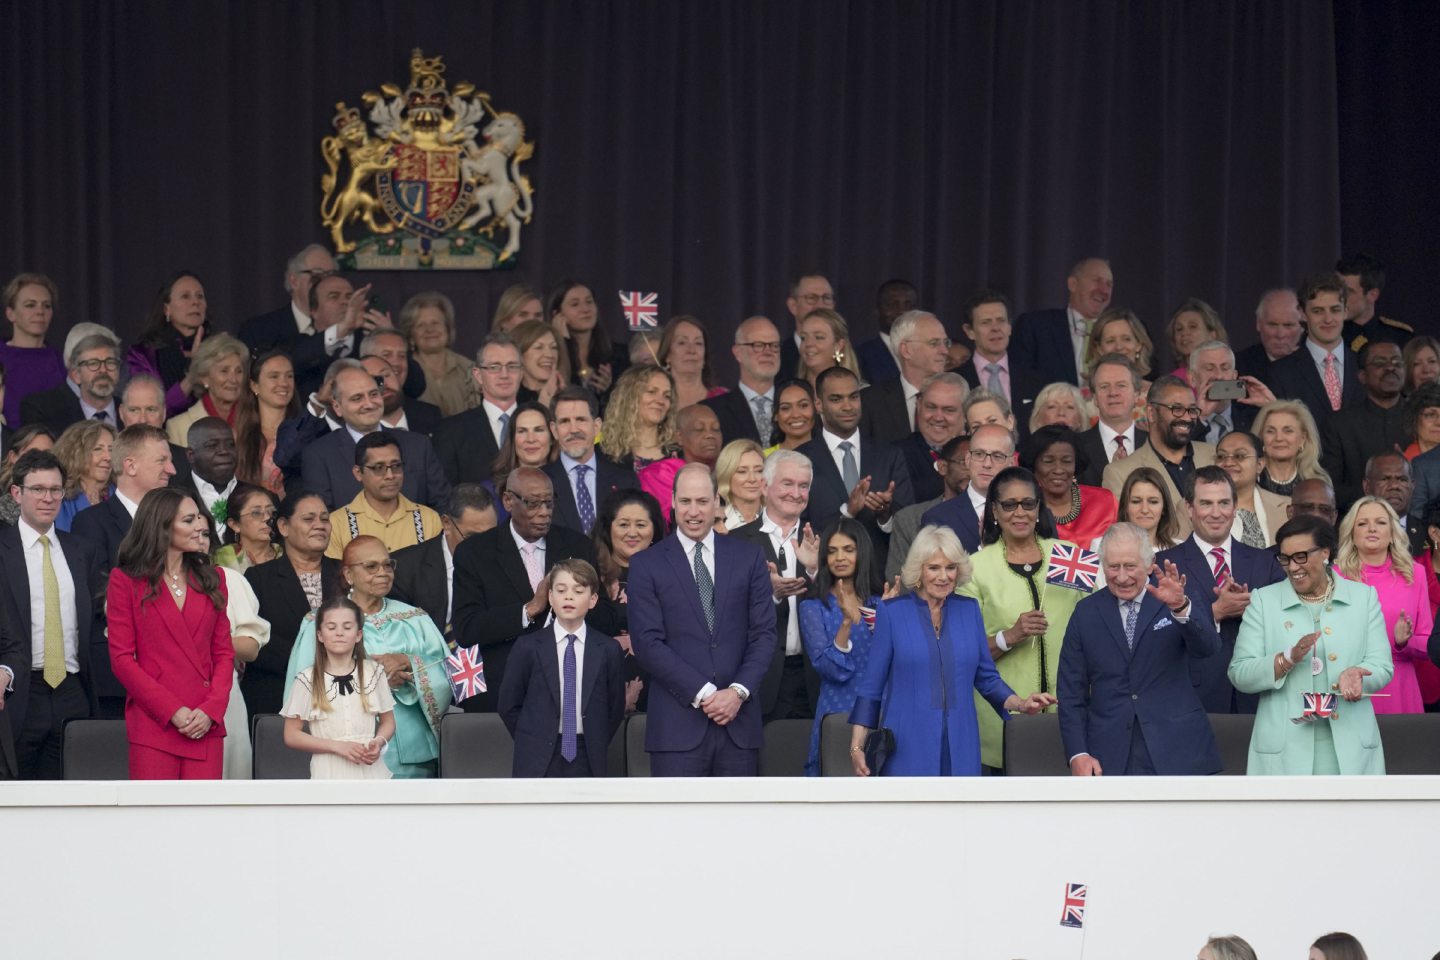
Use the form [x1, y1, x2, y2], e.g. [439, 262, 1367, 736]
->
[959, 467, 1095, 769]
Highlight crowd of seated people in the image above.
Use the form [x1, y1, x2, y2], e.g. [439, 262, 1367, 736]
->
[1, 248, 1438, 782]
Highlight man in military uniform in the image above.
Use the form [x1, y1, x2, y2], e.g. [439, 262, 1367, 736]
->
[1336, 253, 1413, 353]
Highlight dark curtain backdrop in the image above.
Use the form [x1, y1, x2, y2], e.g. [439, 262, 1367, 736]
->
[3, 1, 1346, 380]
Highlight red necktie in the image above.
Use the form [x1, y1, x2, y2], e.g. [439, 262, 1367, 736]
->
[1113, 435, 1128, 460]
[1211, 547, 1230, 587]
[1323, 354, 1342, 411]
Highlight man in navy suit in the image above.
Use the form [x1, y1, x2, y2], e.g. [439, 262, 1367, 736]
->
[431, 333, 520, 485]
[628, 463, 777, 776]
[237, 243, 337, 354]
[1158, 467, 1284, 714]
[543, 387, 638, 536]
[956, 290, 1046, 433]
[1013, 257, 1113, 387]
[798, 367, 913, 554]
[703, 315, 782, 447]
[854, 278, 916, 386]
[859, 310, 951, 442]
[1058, 522, 1221, 776]
[921, 423, 1014, 555]
[891, 372, 968, 503]
[1267, 273, 1365, 433]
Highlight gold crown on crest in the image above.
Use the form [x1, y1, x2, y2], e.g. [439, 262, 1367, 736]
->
[331, 101, 364, 133]
[407, 48, 447, 94]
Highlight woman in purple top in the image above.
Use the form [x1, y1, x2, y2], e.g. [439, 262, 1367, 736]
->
[125, 270, 213, 417]
[1, 273, 68, 427]
[1337, 496, 1432, 713]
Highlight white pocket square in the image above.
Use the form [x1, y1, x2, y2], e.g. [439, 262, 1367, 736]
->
[1153, 617, 1172, 630]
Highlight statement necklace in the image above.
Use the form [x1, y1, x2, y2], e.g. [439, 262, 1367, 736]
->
[1054, 483, 1083, 525]
[164, 568, 186, 598]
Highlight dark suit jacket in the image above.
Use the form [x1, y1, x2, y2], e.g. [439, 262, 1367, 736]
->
[1234, 342, 1278, 383]
[299, 425, 451, 510]
[956, 355, 1049, 435]
[892, 431, 943, 503]
[920, 491, 984, 555]
[237, 304, 299, 354]
[240, 554, 341, 716]
[858, 377, 915, 443]
[1013, 308, 1080, 387]
[20, 383, 86, 436]
[728, 518, 820, 717]
[1268, 343, 1364, 431]
[855, 336, 900, 386]
[1158, 538, 1285, 714]
[1075, 423, 1140, 488]
[796, 434, 914, 554]
[0, 525, 105, 750]
[450, 524, 610, 713]
[1319, 399, 1409, 513]
[1057, 589, 1222, 775]
[70, 493, 133, 572]
[290, 329, 364, 400]
[389, 536, 449, 637]
[167, 442, 194, 489]
[400, 397, 442, 437]
[628, 534, 776, 753]
[0, 588, 22, 778]
[704, 387, 768, 446]
[1412, 445, 1440, 527]
[431, 406, 503, 486]
[543, 454, 639, 536]
[498, 626, 626, 777]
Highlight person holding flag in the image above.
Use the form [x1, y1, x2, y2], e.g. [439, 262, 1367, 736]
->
[958, 466, 1094, 771]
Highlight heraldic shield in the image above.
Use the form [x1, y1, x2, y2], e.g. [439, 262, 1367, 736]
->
[319, 49, 535, 270]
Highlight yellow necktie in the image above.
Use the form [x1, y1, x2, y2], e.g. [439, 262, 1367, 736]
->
[39, 534, 65, 689]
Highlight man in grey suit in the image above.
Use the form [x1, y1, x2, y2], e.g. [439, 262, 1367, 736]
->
[886, 434, 970, 584]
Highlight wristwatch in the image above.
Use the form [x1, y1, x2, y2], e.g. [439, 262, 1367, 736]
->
[729, 683, 750, 702]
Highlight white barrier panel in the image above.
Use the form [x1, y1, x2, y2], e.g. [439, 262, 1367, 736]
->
[4, 777, 1439, 959]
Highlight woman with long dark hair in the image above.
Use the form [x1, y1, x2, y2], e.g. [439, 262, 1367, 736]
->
[124, 270, 213, 417]
[548, 280, 615, 398]
[107, 488, 235, 779]
[234, 350, 297, 494]
[592, 487, 667, 714]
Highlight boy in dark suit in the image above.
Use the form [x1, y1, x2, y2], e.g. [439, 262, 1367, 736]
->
[498, 559, 625, 777]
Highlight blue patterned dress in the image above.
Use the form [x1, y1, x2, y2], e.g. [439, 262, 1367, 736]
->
[798, 593, 879, 775]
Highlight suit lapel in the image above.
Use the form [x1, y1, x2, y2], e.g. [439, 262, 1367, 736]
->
[807, 440, 846, 505]
[1102, 595, 1132, 660]
[496, 531, 532, 598]
[541, 632, 562, 710]
[1128, 592, 1166, 661]
[421, 538, 448, 613]
[580, 633, 601, 712]
[1182, 539, 1216, 591]
[155, 582, 205, 677]
[670, 536, 711, 635]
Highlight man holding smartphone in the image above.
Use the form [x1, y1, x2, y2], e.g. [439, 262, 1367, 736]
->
[1188, 340, 1274, 444]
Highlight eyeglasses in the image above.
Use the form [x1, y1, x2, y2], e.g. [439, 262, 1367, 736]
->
[443, 516, 478, 542]
[1214, 452, 1253, 464]
[74, 358, 120, 373]
[941, 457, 968, 468]
[968, 449, 1010, 464]
[347, 559, 397, 574]
[240, 508, 277, 521]
[478, 362, 523, 375]
[511, 496, 555, 511]
[907, 337, 953, 350]
[737, 340, 782, 354]
[362, 461, 405, 475]
[1275, 550, 1321, 567]
[996, 497, 1039, 513]
[21, 485, 64, 499]
[1153, 402, 1203, 419]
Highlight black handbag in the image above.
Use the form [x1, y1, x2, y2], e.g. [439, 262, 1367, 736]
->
[862, 726, 896, 775]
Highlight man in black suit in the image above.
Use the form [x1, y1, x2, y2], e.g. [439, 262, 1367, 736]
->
[781, 274, 835, 379]
[1268, 273, 1364, 433]
[729, 449, 820, 722]
[543, 387, 638, 537]
[1321, 340, 1409, 512]
[854, 278, 916, 387]
[179, 417, 238, 522]
[1187, 341, 1267, 445]
[860, 310, 951, 442]
[117, 374, 193, 489]
[891, 372, 968, 503]
[299, 365, 450, 510]
[287, 271, 396, 400]
[956, 290, 1047, 434]
[450, 467, 611, 713]
[1234, 289, 1303, 383]
[361, 354, 440, 436]
[20, 332, 121, 434]
[71, 425, 176, 572]
[1075, 354, 1142, 486]
[704, 315, 782, 446]
[0, 450, 105, 777]
[237, 243, 337, 354]
[361, 329, 441, 434]
[431, 333, 520, 485]
[799, 367, 914, 553]
[390, 483, 497, 638]
[922, 424, 1015, 555]
[1013, 257, 1113, 387]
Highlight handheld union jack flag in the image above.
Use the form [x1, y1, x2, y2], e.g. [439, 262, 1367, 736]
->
[444, 645, 487, 703]
[1059, 882, 1087, 928]
[1045, 542, 1101, 592]
[1303, 691, 1337, 719]
[620, 291, 659, 330]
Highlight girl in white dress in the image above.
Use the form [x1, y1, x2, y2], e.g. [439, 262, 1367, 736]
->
[281, 597, 396, 779]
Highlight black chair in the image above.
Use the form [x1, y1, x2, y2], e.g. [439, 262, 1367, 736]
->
[758, 718, 811, 776]
[1002, 713, 1069, 776]
[1378, 714, 1440, 774]
[1208, 713, 1255, 776]
[438, 713, 514, 778]
[61, 718, 129, 780]
[251, 713, 311, 779]
[625, 712, 650, 777]
[819, 713, 853, 777]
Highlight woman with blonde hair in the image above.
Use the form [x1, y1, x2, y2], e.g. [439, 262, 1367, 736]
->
[1336, 495, 1431, 713]
[1028, 381, 1090, 433]
[715, 439, 765, 531]
[795, 308, 860, 385]
[54, 419, 115, 531]
[1197, 935, 1257, 960]
[490, 283, 544, 332]
[167, 332, 249, 445]
[600, 364, 679, 470]
[1165, 297, 1227, 379]
[1253, 399, 1330, 497]
[399, 290, 475, 417]
[1085, 307, 1155, 379]
[510, 319, 569, 408]
[658, 314, 725, 409]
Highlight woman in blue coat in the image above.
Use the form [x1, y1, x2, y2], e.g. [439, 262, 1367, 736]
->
[849, 524, 1054, 776]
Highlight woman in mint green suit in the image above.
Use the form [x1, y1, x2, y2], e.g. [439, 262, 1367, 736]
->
[1228, 515, 1393, 775]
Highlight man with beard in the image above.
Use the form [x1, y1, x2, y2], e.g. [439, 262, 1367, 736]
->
[1320, 340, 1409, 513]
[361, 329, 441, 434]
[1102, 376, 1216, 541]
[542, 386, 636, 537]
[21, 333, 120, 433]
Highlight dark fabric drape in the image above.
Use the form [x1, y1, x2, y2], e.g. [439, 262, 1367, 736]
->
[3, 1, 1342, 381]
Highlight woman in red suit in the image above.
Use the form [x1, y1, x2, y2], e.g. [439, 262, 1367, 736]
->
[108, 487, 234, 779]
[1021, 425, 1118, 549]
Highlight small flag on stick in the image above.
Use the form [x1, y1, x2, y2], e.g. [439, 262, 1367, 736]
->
[620, 291, 659, 330]
[1303, 691, 1337, 719]
[1045, 542, 1101, 592]
[444, 645, 487, 703]
[1059, 882, 1087, 929]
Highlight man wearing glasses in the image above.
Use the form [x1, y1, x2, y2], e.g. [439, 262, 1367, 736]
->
[20, 332, 121, 434]
[1319, 340, 1408, 512]
[922, 423, 1015, 554]
[432, 332, 523, 485]
[1102, 375, 1217, 541]
[236, 243, 337, 354]
[861, 309, 952, 442]
[325, 432, 441, 560]
[782, 274, 836, 376]
[705, 315, 783, 446]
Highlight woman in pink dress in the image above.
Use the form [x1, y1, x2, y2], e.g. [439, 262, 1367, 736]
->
[1336, 496, 1432, 713]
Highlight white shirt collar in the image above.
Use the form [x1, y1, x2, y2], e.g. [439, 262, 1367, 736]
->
[382, 409, 410, 431]
[737, 381, 774, 405]
[1191, 532, 1234, 558]
[292, 301, 314, 336]
[17, 518, 56, 548]
[114, 489, 141, 518]
[193, 475, 238, 511]
[483, 398, 517, 419]
[1097, 420, 1134, 447]
[346, 424, 381, 444]
[822, 427, 860, 456]
[678, 527, 715, 556]
[760, 509, 800, 542]
[967, 483, 987, 513]
[1305, 338, 1342, 365]
[510, 520, 543, 549]
[553, 621, 587, 645]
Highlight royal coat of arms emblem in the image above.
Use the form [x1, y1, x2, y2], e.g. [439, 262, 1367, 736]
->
[319, 49, 534, 269]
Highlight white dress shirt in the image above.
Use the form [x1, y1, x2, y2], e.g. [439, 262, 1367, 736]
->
[20, 521, 79, 673]
[1067, 307, 1091, 384]
[114, 489, 142, 518]
[291, 301, 314, 336]
[1097, 420, 1137, 464]
[441, 535, 455, 628]
[484, 399, 517, 446]
[759, 510, 803, 655]
[381, 409, 410, 431]
[193, 475, 238, 517]
[900, 377, 922, 431]
[967, 483, 988, 530]
[512, 522, 547, 628]
[554, 621, 586, 734]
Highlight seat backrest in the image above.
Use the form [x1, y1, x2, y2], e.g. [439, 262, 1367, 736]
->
[760, 718, 812, 776]
[251, 713, 311, 779]
[1002, 713, 1068, 776]
[1208, 713, 1255, 776]
[819, 713, 853, 777]
[625, 713, 650, 777]
[438, 713, 514, 778]
[1378, 714, 1440, 775]
[62, 719, 129, 780]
